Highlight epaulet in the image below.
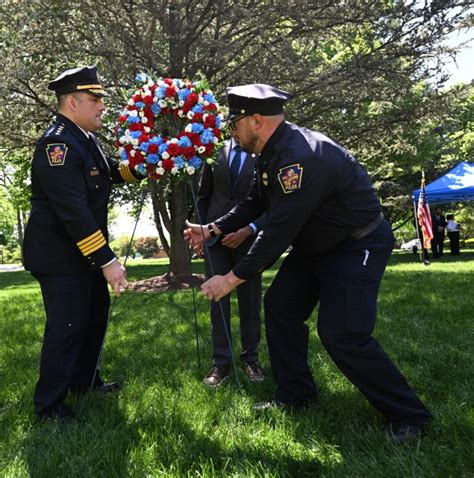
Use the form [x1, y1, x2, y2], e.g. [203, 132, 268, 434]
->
[44, 121, 66, 139]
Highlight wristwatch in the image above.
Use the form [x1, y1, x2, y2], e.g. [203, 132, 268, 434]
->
[208, 224, 217, 238]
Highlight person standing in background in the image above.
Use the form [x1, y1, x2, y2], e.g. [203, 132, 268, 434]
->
[431, 208, 447, 258]
[197, 138, 266, 387]
[446, 214, 460, 255]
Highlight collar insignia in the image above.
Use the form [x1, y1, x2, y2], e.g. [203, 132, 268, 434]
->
[278, 163, 303, 193]
[262, 171, 268, 186]
[46, 143, 68, 166]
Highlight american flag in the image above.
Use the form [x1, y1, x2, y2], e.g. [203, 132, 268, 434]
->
[417, 173, 433, 249]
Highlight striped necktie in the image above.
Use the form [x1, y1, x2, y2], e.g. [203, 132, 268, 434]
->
[230, 145, 241, 186]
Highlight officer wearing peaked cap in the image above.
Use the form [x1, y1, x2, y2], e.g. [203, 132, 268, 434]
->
[185, 83, 432, 442]
[23, 66, 144, 422]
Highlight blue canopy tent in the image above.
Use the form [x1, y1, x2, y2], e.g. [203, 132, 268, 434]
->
[412, 162, 474, 204]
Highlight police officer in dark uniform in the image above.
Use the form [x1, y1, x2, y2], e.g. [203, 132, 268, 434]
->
[184, 84, 432, 442]
[23, 66, 144, 421]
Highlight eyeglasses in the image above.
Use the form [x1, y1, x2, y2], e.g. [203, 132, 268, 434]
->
[227, 115, 245, 131]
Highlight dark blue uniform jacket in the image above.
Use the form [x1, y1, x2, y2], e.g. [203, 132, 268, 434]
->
[24, 113, 141, 275]
[215, 122, 382, 279]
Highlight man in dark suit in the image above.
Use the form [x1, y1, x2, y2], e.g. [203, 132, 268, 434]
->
[23, 66, 144, 422]
[431, 208, 447, 258]
[197, 139, 265, 386]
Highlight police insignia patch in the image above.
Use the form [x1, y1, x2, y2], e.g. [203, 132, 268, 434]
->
[46, 144, 68, 166]
[278, 164, 303, 193]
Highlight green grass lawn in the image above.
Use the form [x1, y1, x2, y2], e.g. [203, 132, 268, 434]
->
[0, 252, 473, 477]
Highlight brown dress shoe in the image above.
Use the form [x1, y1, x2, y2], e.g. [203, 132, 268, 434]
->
[243, 361, 265, 382]
[203, 365, 229, 387]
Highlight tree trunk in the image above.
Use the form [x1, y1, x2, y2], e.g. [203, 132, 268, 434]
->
[16, 208, 24, 264]
[168, 180, 191, 276]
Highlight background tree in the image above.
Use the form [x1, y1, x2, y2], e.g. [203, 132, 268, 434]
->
[0, 0, 471, 272]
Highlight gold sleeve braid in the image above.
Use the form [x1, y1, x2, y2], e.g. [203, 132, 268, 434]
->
[76, 230, 107, 256]
[119, 161, 139, 183]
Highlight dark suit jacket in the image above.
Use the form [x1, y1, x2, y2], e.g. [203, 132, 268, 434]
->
[197, 140, 265, 248]
[431, 214, 447, 236]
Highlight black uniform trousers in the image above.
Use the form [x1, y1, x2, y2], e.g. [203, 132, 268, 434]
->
[448, 231, 460, 255]
[205, 241, 262, 366]
[264, 220, 432, 425]
[33, 269, 109, 415]
[431, 232, 445, 258]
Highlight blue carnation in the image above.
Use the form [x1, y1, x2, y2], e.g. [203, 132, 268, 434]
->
[204, 93, 215, 103]
[215, 116, 222, 127]
[131, 131, 142, 139]
[191, 123, 204, 134]
[136, 163, 147, 175]
[192, 104, 204, 113]
[178, 136, 192, 148]
[156, 86, 167, 98]
[151, 104, 161, 115]
[146, 154, 160, 164]
[135, 101, 144, 109]
[188, 156, 203, 168]
[158, 143, 168, 154]
[135, 73, 149, 84]
[120, 149, 128, 161]
[174, 156, 185, 168]
[200, 129, 215, 145]
[178, 89, 190, 101]
[149, 136, 163, 145]
[127, 116, 140, 124]
[140, 142, 150, 152]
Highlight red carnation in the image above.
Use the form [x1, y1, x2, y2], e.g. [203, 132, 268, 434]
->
[193, 112, 203, 123]
[213, 128, 222, 139]
[205, 143, 214, 155]
[182, 146, 195, 159]
[204, 115, 216, 128]
[162, 159, 174, 171]
[132, 94, 142, 103]
[164, 78, 173, 85]
[165, 86, 175, 98]
[204, 103, 217, 111]
[139, 134, 150, 143]
[118, 115, 127, 124]
[148, 143, 159, 154]
[167, 143, 180, 156]
[129, 122, 143, 131]
[143, 95, 154, 105]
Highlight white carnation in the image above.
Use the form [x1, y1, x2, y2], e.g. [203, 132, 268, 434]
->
[198, 146, 206, 154]
[162, 152, 170, 160]
[187, 111, 194, 119]
[141, 117, 148, 124]
[128, 110, 138, 117]
[185, 124, 193, 133]
[186, 166, 195, 175]
[158, 99, 167, 108]
[127, 99, 135, 106]
[156, 167, 165, 175]
[171, 167, 179, 175]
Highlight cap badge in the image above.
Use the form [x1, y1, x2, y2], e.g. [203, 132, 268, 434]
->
[278, 163, 303, 193]
[46, 143, 68, 166]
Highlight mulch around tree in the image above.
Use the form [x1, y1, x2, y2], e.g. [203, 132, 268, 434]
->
[127, 273, 206, 293]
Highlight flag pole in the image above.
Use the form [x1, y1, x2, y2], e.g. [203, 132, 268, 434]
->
[413, 199, 423, 263]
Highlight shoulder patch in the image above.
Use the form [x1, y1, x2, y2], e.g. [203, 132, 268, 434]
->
[46, 143, 68, 166]
[277, 163, 303, 193]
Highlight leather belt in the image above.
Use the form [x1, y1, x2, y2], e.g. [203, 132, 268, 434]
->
[351, 212, 384, 240]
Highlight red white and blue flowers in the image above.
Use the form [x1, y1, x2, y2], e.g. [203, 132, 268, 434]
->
[115, 74, 224, 180]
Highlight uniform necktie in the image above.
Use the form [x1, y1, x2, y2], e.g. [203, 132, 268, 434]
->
[88, 135, 110, 174]
[230, 146, 241, 186]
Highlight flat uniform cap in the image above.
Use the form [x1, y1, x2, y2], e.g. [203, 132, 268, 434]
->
[48, 66, 107, 97]
[226, 83, 292, 121]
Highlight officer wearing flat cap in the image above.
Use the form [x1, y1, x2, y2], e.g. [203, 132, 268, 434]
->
[185, 83, 432, 442]
[23, 66, 144, 422]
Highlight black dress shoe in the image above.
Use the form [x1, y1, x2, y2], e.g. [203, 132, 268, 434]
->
[386, 423, 422, 443]
[37, 403, 76, 423]
[202, 365, 229, 387]
[243, 361, 265, 382]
